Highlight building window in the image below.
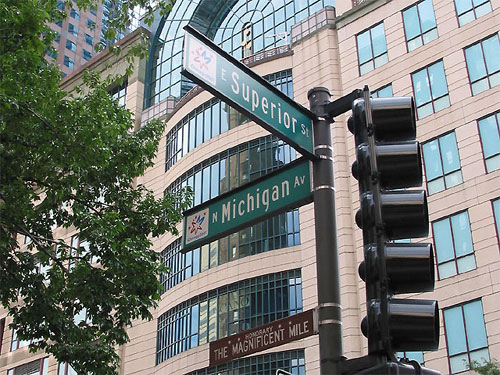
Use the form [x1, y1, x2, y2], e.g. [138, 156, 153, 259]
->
[87, 18, 96, 29]
[33, 253, 51, 284]
[7, 358, 49, 375]
[397, 351, 424, 364]
[432, 211, 475, 279]
[58, 363, 77, 375]
[444, 300, 489, 373]
[63, 56, 74, 69]
[55, 20, 62, 28]
[65, 40, 76, 52]
[68, 23, 78, 37]
[69, 8, 80, 21]
[83, 49, 92, 61]
[161, 210, 300, 292]
[356, 22, 388, 75]
[241, 22, 253, 57]
[56, 1, 64, 10]
[0, 318, 5, 354]
[156, 269, 303, 364]
[411, 60, 450, 118]
[189, 350, 305, 375]
[10, 328, 30, 351]
[455, 0, 492, 26]
[422, 132, 462, 194]
[372, 84, 393, 98]
[464, 34, 500, 96]
[162, 136, 300, 291]
[403, 0, 438, 52]
[70, 234, 97, 266]
[85, 33, 93, 46]
[54, 32, 60, 43]
[147, 0, 332, 105]
[493, 198, 500, 240]
[166, 135, 296, 208]
[478, 111, 500, 172]
[109, 81, 127, 107]
[165, 70, 293, 172]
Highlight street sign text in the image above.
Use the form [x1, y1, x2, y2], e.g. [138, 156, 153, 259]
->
[182, 158, 312, 252]
[209, 309, 317, 366]
[182, 25, 315, 158]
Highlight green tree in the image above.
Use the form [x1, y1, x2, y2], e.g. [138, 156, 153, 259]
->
[470, 360, 500, 375]
[0, 0, 189, 374]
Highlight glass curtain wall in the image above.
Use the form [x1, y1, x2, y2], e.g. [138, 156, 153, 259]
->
[165, 70, 294, 172]
[146, 0, 334, 106]
[189, 350, 306, 375]
[156, 270, 303, 364]
[161, 135, 300, 292]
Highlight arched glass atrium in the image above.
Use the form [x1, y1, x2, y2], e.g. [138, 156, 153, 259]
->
[145, 0, 335, 106]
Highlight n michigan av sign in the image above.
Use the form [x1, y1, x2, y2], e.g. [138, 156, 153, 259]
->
[182, 158, 312, 252]
[182, 25, 315, 158]
[209, 309, 317, 366]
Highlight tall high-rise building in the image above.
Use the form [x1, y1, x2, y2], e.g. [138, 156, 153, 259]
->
[2, 0, 500, 374]
[46, 0, 132, 77]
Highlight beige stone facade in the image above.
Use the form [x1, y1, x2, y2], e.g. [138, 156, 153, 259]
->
[1, 1, 499, 374]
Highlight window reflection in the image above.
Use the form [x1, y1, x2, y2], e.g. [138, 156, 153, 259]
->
[147, 0, 331, 104]
[189, 349, 305, 375]
[161, 135, 300, 292]
[165, 70, 293, 172]
[156, 270, 303, 364]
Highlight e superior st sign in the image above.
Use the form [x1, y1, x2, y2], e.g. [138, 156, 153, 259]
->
[181, 25, 315, 159]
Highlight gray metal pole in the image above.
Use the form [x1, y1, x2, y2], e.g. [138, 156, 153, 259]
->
[308, 87, 343, 375]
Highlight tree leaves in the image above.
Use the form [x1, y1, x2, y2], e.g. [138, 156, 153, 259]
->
[0, 1, 186, 374]
[469, 360, 500, 375]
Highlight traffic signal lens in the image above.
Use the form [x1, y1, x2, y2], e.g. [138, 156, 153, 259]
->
[387, 299, 439, 351]
[380, 190, 429, 239]
[371, 97, 416, 141]
[385, 243, 435, 294]
[355, 190, 429, 239]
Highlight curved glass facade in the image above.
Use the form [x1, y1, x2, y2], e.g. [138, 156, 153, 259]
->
[146, 0, 334, 106]
[189, 349, 305, 375]
[165, 70, 293, 171]
[156, 269, 303, 364]
[161, 135, 300, 292]
[166, 134, 297, 209]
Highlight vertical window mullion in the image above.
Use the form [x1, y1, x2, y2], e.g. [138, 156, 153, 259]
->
[447, 216, 460, 276]
[460, 305, 473, 364]
[416, 4, 423, 42]
[368, 28, 375, 62]
[480, 41, 490, 85]
[435, 138, 447, 188]
[425, 66, 436, 113]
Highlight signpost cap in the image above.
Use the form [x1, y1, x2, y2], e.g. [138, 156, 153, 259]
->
[307, 86, 331, 100]
[308, 87, 331, 116]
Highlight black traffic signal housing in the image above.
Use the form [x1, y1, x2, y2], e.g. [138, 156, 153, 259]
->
[349, 87, 439, 360]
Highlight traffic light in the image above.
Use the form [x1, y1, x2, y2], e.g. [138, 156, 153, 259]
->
[349, 87, 439, 358]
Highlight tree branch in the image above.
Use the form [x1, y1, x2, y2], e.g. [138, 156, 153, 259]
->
[12, 225, 70, 275]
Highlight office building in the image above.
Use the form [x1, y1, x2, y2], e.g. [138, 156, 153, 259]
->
[46, 0, 134, 77]
[1, 0, 499, 374]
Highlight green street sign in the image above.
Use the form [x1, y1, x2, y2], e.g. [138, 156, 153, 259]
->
[182, 158, 313, 253]
[181, 25, 315, 159]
